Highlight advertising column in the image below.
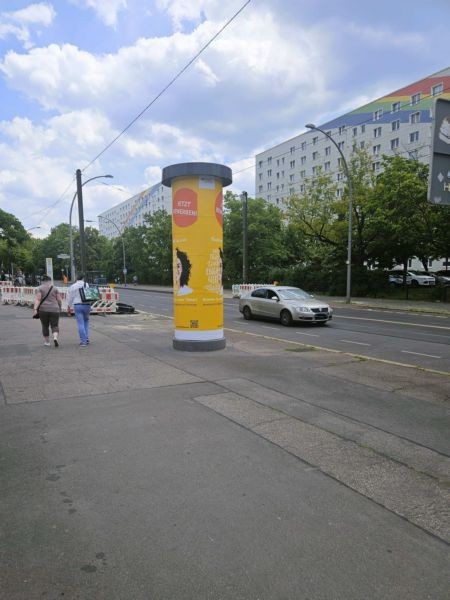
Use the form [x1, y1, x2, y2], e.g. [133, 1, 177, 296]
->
[162, 162, 232, 351]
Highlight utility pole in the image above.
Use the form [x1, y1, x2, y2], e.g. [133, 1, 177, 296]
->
[241, 191, 248, 283]
[76, 169, 86, 275]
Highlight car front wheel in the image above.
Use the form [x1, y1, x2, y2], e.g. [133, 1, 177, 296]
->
[242, 305, 252, 320]
[280, 309, 293, 327]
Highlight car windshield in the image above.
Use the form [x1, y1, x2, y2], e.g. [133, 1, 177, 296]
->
[277, 288, 311, 300]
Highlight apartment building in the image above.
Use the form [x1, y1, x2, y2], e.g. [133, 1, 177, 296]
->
[255, 67, 450, 207]
[98, 182, 171, 239]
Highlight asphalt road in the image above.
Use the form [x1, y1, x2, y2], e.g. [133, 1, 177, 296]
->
[118, 288, 450, 373]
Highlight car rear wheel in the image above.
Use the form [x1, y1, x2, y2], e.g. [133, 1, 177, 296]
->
[280, 309, 293, 327]
[242, 305, 252, 320]
[411, 280, 419, 287]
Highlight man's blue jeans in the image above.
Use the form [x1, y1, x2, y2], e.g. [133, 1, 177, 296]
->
[74, 303, 90, 345]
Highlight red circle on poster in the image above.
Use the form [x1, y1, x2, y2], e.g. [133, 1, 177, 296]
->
[215, 191, 223, 227]
[173, 188, 198, 227]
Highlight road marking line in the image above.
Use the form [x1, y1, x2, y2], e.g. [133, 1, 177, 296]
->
[224, 327, 450, 377]
[340, 339, 371, 346]
[335, 315, 450, 331]
[401, 350, 442, 359]
[296, 332, 319, 337]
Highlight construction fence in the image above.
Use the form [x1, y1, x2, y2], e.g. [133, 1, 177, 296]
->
[0, 284, 120, 315]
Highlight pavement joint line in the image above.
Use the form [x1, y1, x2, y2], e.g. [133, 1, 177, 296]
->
[193, 392, 450, 545]
[224, 327, 450, 378]
[211, 377, 450, 461]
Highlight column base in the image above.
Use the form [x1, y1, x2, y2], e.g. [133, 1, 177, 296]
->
[173, 337, 226, 351]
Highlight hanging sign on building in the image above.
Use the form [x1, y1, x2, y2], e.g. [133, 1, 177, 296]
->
[428, 97, 450, 205]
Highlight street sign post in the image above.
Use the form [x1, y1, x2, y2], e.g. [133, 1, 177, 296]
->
[428, 97, 450, 205]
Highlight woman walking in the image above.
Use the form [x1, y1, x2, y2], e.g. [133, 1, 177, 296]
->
[33, 275, 62, 347]
[67, 273, 91, 347]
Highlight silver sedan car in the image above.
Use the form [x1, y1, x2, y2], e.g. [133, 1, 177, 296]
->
[239, 286, 333, 326]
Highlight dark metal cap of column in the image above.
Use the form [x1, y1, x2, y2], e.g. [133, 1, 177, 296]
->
[162, 162, 232, 188]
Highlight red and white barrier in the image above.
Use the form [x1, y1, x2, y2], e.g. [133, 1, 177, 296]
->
[231, 283, 273, 298]
[0, 286, 120, 314]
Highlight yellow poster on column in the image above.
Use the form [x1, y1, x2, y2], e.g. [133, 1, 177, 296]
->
[172, 175, 224, 339]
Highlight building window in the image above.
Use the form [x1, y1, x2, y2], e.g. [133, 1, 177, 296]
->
[289, 188, 295, 196]
[338, 141, 345, 150]
[267, 194, 271, 201]
[324, 161, 330, 172]
[276, 185, 279, 192]
[258, 185, 263, 193]
[410, 112, 420, 124]
[282, 157, 285, 164]
[259, 173, 262, 180]
[277, 159, 280, 166]
[313, 136, 318, 145]
[373, 144, 381, 155]
[411, 92, 421, 106]
[374, 109, 383, 121]
[391, 138, 399, 150]
[267, 182, 272, 190]
[360, 141, 365, 149]
[301, 156, 306, 164]
[431, 83, 443, 96]
[337, 172, 344, 181]
[290, 160, 295, 168]
[374, 127, 382, 138]
[392, 119, 400, 131]
[353, 127, 358, 136]
[276, 172, 280, 179]
[268, 156, 272, 164]
[338, 157, 344, 169]
[391, 101, 401, 113]
[312, 151, 318, 160]
[325, 146, 331, 156]
[300, 184, 305, 194]
[312, 166, 318, 176]
[409, 131, 419, 143]
[361, 124, 366, 133]
[267, 169, 272, 177]
[409, 149, 418, 160]
[300, 170, 306, 178]
[258, 160, 263, 168]
[290, 146, 296, 154]
[301, 142, 306, 151]
[289, 174, 294, 182]
[372, 161, 381, 171]
[336, 188, 343, 198]
[339, 125, 346, 135]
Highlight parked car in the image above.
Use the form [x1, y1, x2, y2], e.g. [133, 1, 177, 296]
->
[239, 286, 332, 326]
[388, 271, 411, 286]
[407, 270, 436, 287]
[432, 270, 450, 286]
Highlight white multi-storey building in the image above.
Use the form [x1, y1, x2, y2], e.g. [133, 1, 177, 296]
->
[255, 67, 450, 207]
[98, 182, 171, 239]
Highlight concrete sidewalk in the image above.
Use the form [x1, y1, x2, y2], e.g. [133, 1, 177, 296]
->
[0, 301, 449, 599]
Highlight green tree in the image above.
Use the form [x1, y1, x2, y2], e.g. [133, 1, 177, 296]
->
[0, 208, 28, 274]
[367, 155, 434, 272]
[223, 191, 288, 284]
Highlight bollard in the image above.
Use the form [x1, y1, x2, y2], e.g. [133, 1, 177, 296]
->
[162, 162, 232, 351]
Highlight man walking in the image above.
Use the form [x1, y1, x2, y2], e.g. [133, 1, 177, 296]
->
[67, 273, 91, 347]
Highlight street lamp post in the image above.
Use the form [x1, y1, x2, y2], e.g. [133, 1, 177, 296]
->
[97, 216, 127, 286]
[240, 191, 248, 283]
[305, 123, 353, 303]
[69, 173, 113, 281]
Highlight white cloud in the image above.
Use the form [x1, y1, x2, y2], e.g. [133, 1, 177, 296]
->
[0, 2, 55, 48]
[70, 0, 128, 28]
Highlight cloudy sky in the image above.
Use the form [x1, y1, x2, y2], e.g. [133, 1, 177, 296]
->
[1, 0, 450, 237]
